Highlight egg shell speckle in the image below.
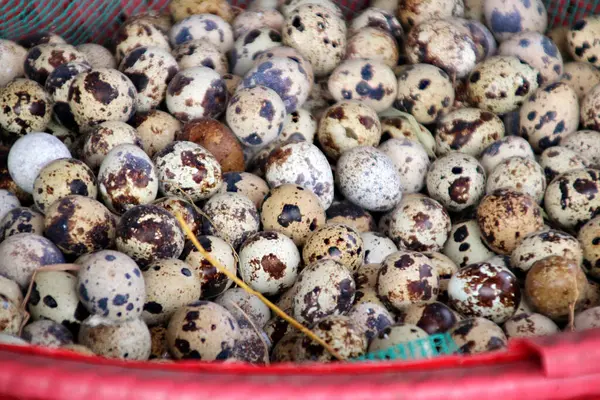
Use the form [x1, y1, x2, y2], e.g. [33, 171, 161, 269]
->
[24, 43, 88, 85]
[486, 156, 546, 204]
[0, 295, 23, 335]
[202, 192, 260, 249]
[450, 317, 507, 354]
[368, 323, 431, 357]
[560, 61, 600, 100]
[483, 0, 547, 41]
[326, 201, 376, 233]
[114, 20, 170, 62]
[561, 130, 600, 168]
[22, 319, 74, 348]
[578, 216, 600, 279]
[302, 223, 364, 272]
[347, 302, 394, 343]
[539, 146, 588, 183]
[443, 219, 495, 268]
[45, 61, 92, 127]
[215, 287, 271, 328]
[76, 43, 116, 69]
[130, 110, 182, 158]
[345, 27, 400, 68]
[78, 316, 151, 360]
[81, 121, 143, 170]
[0, 79, 52, 137]
[479, 135, 534, 175]
[169, 14, 234, 52]
[567, 16, 600, 68]
[0, 207, 44, 240]
[503, 312, 559, 338]
[232, 28, 282, 76]
[172, 40, 228, 75]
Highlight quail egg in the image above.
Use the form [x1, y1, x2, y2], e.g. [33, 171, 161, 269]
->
[252, 46, 315, 88]
[345, 27, 400, 68]
[78, 315, 151, 360]
[233, 10, 285, 38]
[44, 61, 92, 128]
[232, 28, 282, 76]
[24, 43, 88, 85]
[503, 312, 559, 338]
[0, 79, 51, 137]
[560, 61, 600, 100]
[153, 196, 203, 235]
[76, 43, 116, 69]
[360, 232, 398, 265]
[22, 319, 74, 348]
[0, 190, 20, 222]
[453, 18, 497, 61]
[130, 110, 182, 158]
[216, 287, 271, 327]
[484, 0, 547, 41]
[172, 40, 228, 75]
[114, 20, 170, 62]
[574, 307, 600, 331]
[169, 14, 234, 52]
[450, 317, 507, 354]
[326, 201, 376, 233]
[202, 192, 260, 249]
[579, 216, 600, 279]
[302, 223, 363, 272]
[561, 130, 600, 168]
[443, 219, 495, 268]
[378, 138, 430, 194]
[349, 7, 403, 39]
[278, 108, 317, 144]
[479, 136, 534, 174]
[398, 0, 464, 30]
[486, 156, 546, 203]
[368, 324, 431, 358]
[347, 302, 394, 342]
[422, 252, 459, 302]
[169, 0, 234, 23]
[295, 315, 366, 361]
[567, 16, 600, 68]
[0, 40, 27, 87]
[400, 301, 460, 334]
[218, 172, 269, 209]
[81, 121, 143, 171]
[0, 207, 44, 240]
[0, 294, 23, 335]
[539, 146, 588, 183]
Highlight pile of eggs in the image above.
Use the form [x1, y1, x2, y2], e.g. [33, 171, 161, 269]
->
[1, 0, 600, 364]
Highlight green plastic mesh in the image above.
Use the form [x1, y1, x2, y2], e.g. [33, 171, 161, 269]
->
[352, 333, 460, 362]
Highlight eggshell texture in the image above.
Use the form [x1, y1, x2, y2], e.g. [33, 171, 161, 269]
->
[129, 110, 181, 158]
[293, 259, 356, 325]
[422, 252, 459, 302]
[378, 138, 430, 193]
[503, 312, 559, 338]
[81, 121, 143, 170]
[233, 10, 285, 38]
[172, 40, 228, 75]
[0, 294, 23, 335]
[0, 79, 51, 137]
[435, 108, 505, 157]
[484, 0, 547, 41]
[349, 7, 403, 38]
[443, 219, 495, 268]
[361, 232, 398, 265]
[141, 259, 201, 325]
[232, 28, 282, 77]
[579, 216, 600, 279]
[400, 301, 460, 334]
[395, 64, 455, 124]
[544, 168, 600, 231]
[76, 43, 116, 69]
[477, 189, 544, 254]
[76, 250, 145, 321]
[347, 302, 394, 342]
[78, 316, 151, 360]
[405, 19, 477, 79]
[216, 287, 271, 327]
[560, 61, 600, 100]
[450, 317, 507, 354]
[388, 194, 451, 252]
[368, 323, 431, 356]
[169, 0, 234, 23]
[345, 27, 400, 68]
[0, 190, 20, 222]
[217, 172, 268, 209]
[24, 43, 88, 85]
[328, 60, 397, 112]
[567, 16, 600, 68]
[302, 224, 364, 272]
[479, 136, 534, 174]
[539, 146, 588, 183]
[486, 156, 546, 204]
[202, 192, 260, 249]
[562, 130, 600, 168]
[296, 315, 366, 361]
[380, 116, 436, 157]
[280, 0, 343, 18]
[265, 141, 334, 209]
[453, 18, 497, 62]
[326, 201, 376, 233]
[166, 67, 227, 122]
[45, 61, 92, 128]
[377, 250, 439, 310]
[22, 319, 74, 347]
[336, 146, 403, 212]
[574, 307, 600, 331]
[0, 207, 44, 240]
[279, 108, 317, 143]
[0, 40, 27, 87]
[18, 32, 66, 48]
[0, 149, 31, 205]
[152, 196, 202, 235]
[282, 4, 347, 77]
[398, 0, 464, 30]
[114, 20, 170, 62]
[512, 229, 583, 275]
[252, 46, 315, 89]
[169, 14, 234, 52]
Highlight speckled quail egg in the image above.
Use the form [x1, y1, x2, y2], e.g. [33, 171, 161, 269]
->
[231, 324, 271, 364]
[202, 192, 260, 249]
[169, 0, 234, 23]
[377, 251, 439, 310]
[264, 141, 334, 209]
[153, 196, 203, 235]
[0, 79, 51, 137]
[443, 220, 495, 268]
[579, 216, 600, 279]
[77, 250, 145, 321]
[76, 43, 116, 69]
[378, 138, 430, 194]
[349, 7, 403, 39]
[302, 224, 363, 272]
[119, 46, 179, 112]
[153, 141, 223, 201]
[336, 146, 403, 212]
[448, 262, 520, 323]
[295, 315, 366, 361]
[453, 18, 497, 61]
[0, 294, 22, 335]
[548, 25, 571, 60]
[519, 82, 579, 152]
[328, 60, 397, 112]
[169, 14, 234, 52]
[348, 302, 394, 342]
[400, 301, 461, 334]
[232, 28, 282, 77]
[426, 153, 486, 212]
[218, 172, 269, 209]
[0, 40, 27, 87]
[18, 32, 67, 48]
[405, 19, 477, 79]
[166, 66, 227, 122]
[182, 235, 236, 298]
[397, 0, 463, 30]
[233, 10, 285, 38]
[252, 46, 315, 88]
[216, 287, 271, 327]
[44, 120, 78, 152]
[292, 258, 355, 325]
[484, 0, 547, 41]
[44, 61, 91, 128]
[116, 205, 184, 267]
[23, 43, 87, 85]
[0, 207, 44, 240]
[260, 184, 326, 246]
[395, 64, 455, 124]
[67, 68, 137, 133]
[380, 115, 437, 157]
[544, 168, 600, 231]
[368, 324, 431, 358]
[79, 315, 151, 360]
[271, 331, 300, 362]
[279, 108, 317, 143]
[450, 317, 507, 354]
[539, 146, 588, 183]
[503, 312, 559, 338]
[167, 300, 239, 360]
[355, 263, 383, 291]
[0, 190, 20, 221]
[560, 61, 600, 100]
[326, 201, 376, 233]
[567, 16, 600, 68]
[22, 319, 73, 347]
[388, 194, 451, 252]
[172, 40, 228, 75]
[81, 121, 142, 170]
[486, 156, 546, 203]
[422, 252, 459, 302]
[574, 306, 600, 331]
[467, 56, 541, 115]
[282, 4, 347, 77]
[280, 0, 343, 17]
[435, 108, 505, 157]
[129, 110, 181, 158]
[562, 130, 600, 168]
[479, 136, 534, 174]
[345, 28, 399, 69]
[360, 232, 398, 265]
[114, 20, 170, 62]
[0, 233, 64, 289]
[98, 144, 158, 214]
[583, 280, 600, 310]
[141, 259, 201, 325]
[525, 255, 587, 321]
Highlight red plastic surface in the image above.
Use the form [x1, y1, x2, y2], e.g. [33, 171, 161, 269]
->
[1, 328, 600, 399]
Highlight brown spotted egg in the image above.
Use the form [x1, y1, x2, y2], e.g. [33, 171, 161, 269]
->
[405, 19, 477, 79]
[44, 61, 92, 128]
[77, 250, 145, 321]
[280, 0, 343, 17]
[484, 0, 547, 41]
[539, 146, 588, 183]
[79, 315, 151, 360]
[326, 201, 376, 233]
[545, 168, 600, 231]
[239, 231, 300, 295]
[355, 262, 383, 290]
[422, 252, 459, 302]
[477, 189, 544, 254]
[271, 331, 300, 362]
[166, 66, 227, 122]
[398, 0, 464, 30]
[216, 287, 271, 327]
[45, 120, 78, 152]
[377, 251, 439, 310]
[0, 294, 23, 335]
[0, 78, 51, 137]
[395, 64, 455, 124]
[512, 229, 582, 276]
[81, 121, 143, 170]
[575, 307, 600, 331]
[67, 68, 137, 133]
[172, 40, 228, 75]
[336, 146, 403, 212]
[0, 207, 44, 240]
[486, 156, 546, 203]
[400, 301, 461, 334]
[226, 85, 286, 147]
[361, 232, 398, 264]
[345, 28, 400, 69]
[282, 4, 347, 77]
[18, 32, 67, 48]
[76, 43, 116, 69]
[453, 18, 497, 62]
[379, 138, 430, 193]
[295, 315, 366, 361]
[380, 115, 437, 158]
[567, 16, 600, 68]
[116, 204, 185, 267]
[450, 317, 507, 354]
[114, 20, 170, 62]
[24, 43, 87, 85]
[426, 153, 486, 212]
[153, 141, 223, 202]
[0, 40, 27, 87]
[33, 158, 97, 213]
[503, 312, 559, 338]
[388, 194, 451, 252]
[562, 130, 600, 167]
[233, 10, 285, 38]
[466, 56, 540, 115]
[153, 196, 203, 235]
[368, 324, 431, 358]
[141, 259, 201, 325]
[130, 110, 182, 158]
[202, 192, 260, 249]
[119, 46, 179, 112]
[98, 144, 158, 214]
[232, 28, 282, 77]
[328, 60, 397, 112]
[260, 184, 326, 246]
[0, 190, 21, 221]
[579, 216, 600, 279]
[252, 46, 315, 89]
[169, 14, 234, 52]
[348, 302, 394, 342]
[349, 7, 403, 39]
[435, 108, 505, 157]
[279, 108, 317, 143]
[302, 223, 363, 272]
[0, 276, 21, 306]
[443, 220, 495, 268]
[293, 259, 356, 325]
[479, 136, 534, 174]
[22, 319, 74, 347]
[218, 172, 269, 209]
[560, 61, 600, 100]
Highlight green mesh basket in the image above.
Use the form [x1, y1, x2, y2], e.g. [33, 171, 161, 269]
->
[352, 333, 460, 362]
